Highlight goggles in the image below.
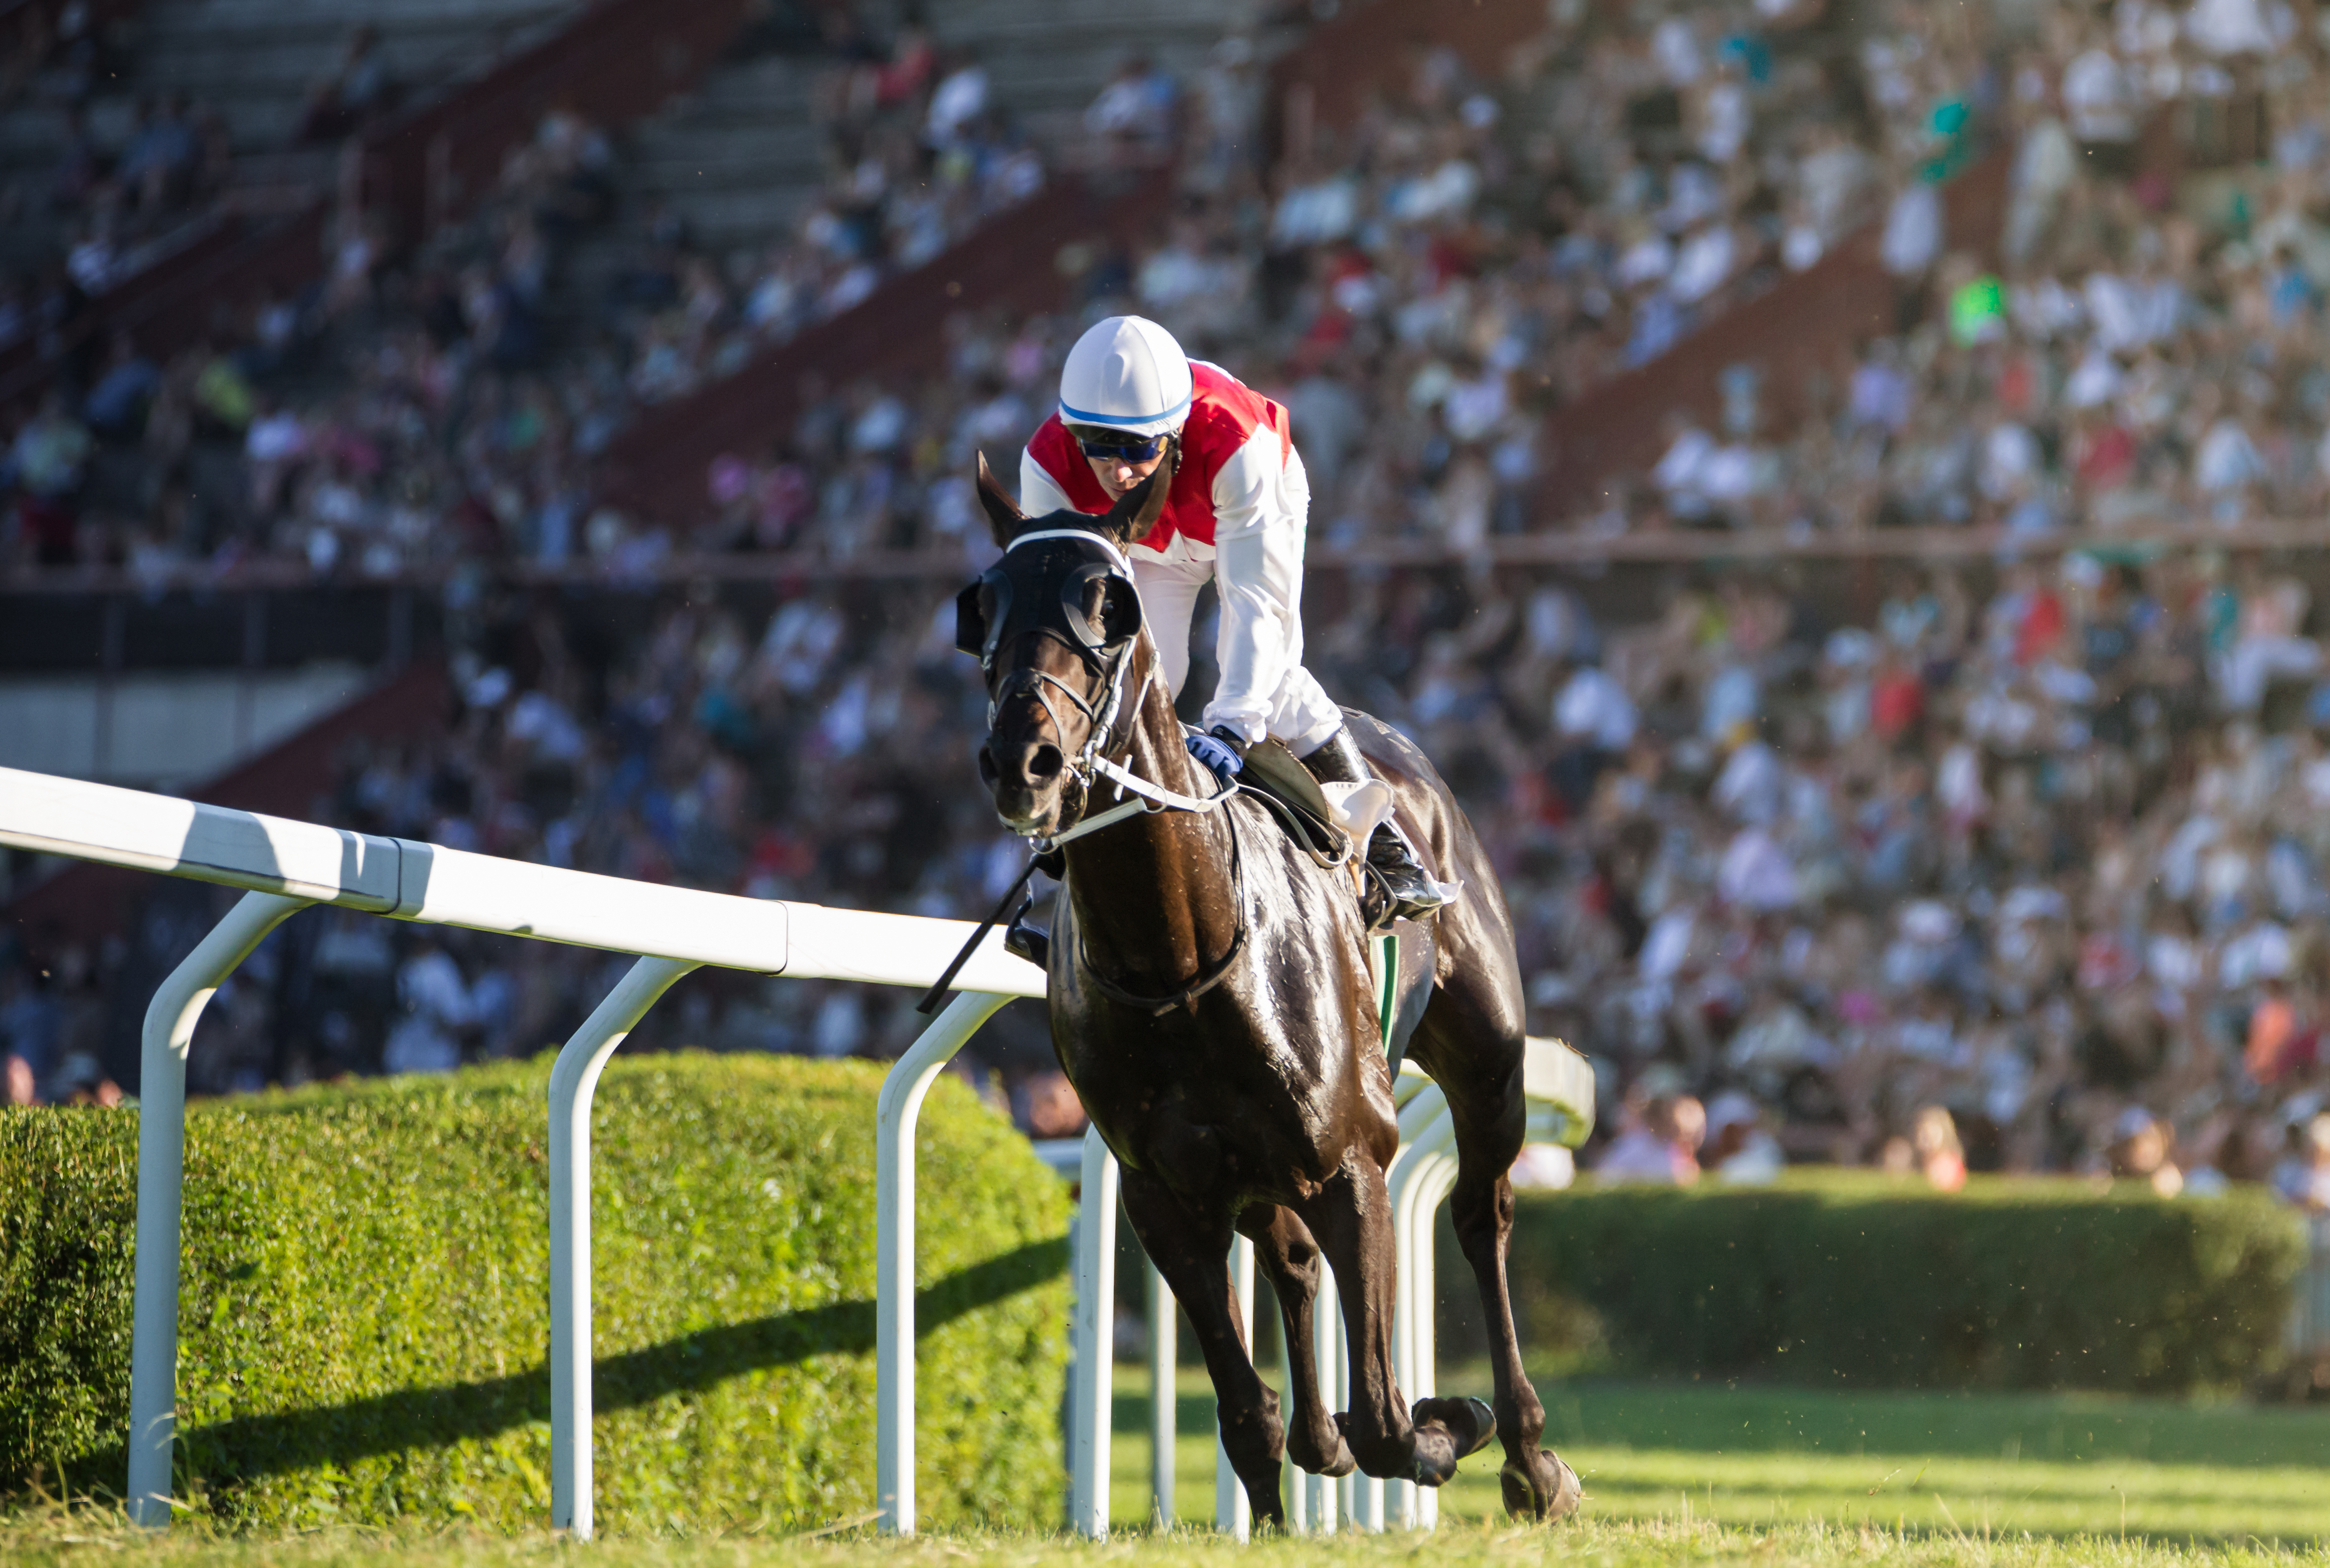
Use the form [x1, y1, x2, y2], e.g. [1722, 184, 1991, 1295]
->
[1076, 432, 1169, 463]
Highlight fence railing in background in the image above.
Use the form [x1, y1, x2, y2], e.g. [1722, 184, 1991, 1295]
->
[0, 0, 751, 406]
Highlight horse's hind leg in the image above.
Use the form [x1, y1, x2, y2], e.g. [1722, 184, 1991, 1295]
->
[1410, 988, 1584, 1522]
[1239, 1203, 1355, 1479]
[1119, 1168, 1286, 1527]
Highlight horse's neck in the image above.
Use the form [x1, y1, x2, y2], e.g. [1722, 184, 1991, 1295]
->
[1062, 653, 1240, 980]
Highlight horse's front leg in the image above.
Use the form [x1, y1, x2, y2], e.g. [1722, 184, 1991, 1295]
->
[1119, 1168, 1286, 1527]
[1301, 1153, 1496, 1487]
[1239, 1203, 1355, 1479]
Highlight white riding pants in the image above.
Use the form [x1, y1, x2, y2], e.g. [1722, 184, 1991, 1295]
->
[1132, 448, 1343, 755]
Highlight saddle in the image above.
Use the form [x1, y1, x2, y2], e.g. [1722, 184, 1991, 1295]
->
[1006, 732, 1439, 1066]
[1235, 737, 1352, 865]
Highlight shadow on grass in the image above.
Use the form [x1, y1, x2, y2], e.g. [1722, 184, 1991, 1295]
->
[79, 1237, 1067, 1487]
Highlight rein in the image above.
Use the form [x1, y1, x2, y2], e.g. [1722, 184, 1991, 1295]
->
[914, 524, 1250, 1015]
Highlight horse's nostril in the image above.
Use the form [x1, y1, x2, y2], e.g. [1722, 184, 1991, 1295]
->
[1028, 744, 1064, 781]
[978, 745, 1000, 785]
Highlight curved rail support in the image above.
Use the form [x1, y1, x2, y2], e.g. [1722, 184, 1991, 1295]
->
[127, 890, 314, 1528]
[1408, 1147, 1461, 1532]
[547, 954, 701, 1539]
[1385, 1102, 1456, 1532]
[873, 989, 1014, 1535]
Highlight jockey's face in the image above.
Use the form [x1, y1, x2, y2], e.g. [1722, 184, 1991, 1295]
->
[1078, 429, 1174, 501]
[1086, 448, 1168, 500]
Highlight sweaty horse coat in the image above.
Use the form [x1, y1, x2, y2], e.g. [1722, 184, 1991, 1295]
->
[964, 454, 1582, 1525]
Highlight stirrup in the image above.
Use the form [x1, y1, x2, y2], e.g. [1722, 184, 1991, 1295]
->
[1003, 892, 1050, 969]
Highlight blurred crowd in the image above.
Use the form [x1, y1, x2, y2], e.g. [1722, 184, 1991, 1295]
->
[19, 532, 2330, 1202]
[0, 0, 1077, 578]
[0, 9, 395, 351]
[13, 0, 2330, 1209]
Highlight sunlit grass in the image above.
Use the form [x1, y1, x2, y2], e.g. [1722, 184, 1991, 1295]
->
[7, 1375, 2327, 1562]
[7, 1508, 2330, 1568]
[1108, 1370, 2330, 1542]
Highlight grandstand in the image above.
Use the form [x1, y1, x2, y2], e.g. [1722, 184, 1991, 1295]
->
[6, 0, 2330, 1217]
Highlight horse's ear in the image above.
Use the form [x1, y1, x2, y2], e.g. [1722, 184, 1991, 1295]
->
[974, 451, 1024, 546]
[1101, 437, 1177, 546]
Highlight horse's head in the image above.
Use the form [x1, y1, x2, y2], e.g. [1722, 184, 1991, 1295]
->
[957, 450, 1173, 837]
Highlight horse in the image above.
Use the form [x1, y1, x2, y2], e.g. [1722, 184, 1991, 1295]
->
[955, 453, 1582, 1526]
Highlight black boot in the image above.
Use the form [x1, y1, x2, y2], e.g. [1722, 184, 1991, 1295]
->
[1298, 727, 1455, 924]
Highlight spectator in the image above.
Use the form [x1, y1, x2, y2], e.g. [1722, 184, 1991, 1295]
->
[1596, 1089, 1705, 1183]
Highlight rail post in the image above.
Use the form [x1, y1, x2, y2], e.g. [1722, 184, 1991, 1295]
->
[873, 989, 1016, 1535]
[1213, 1233, 1254, 1538]
[1068, 1126, 1120, 1537]
[127, 890, 313, 1528]
[547, 954, 701, 1539]
[1147, 1260, 1175, 1522]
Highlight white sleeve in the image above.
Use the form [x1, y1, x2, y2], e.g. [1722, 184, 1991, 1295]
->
[1204, 430, 1309, 743]
[1207, 423, 1293, 543]
[1018, 445, 1080, 516]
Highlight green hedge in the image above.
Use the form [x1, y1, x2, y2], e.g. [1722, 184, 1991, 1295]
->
[1478, 1174, 2306, 1394]
[0, 1053, 1070, 1531]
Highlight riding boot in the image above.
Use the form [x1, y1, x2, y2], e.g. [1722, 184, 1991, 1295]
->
[1298, 726, 1456, 924]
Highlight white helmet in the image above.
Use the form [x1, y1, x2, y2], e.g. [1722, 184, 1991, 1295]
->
[1057, 315, 1192, 439]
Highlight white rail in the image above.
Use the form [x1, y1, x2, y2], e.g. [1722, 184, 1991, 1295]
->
[0, 766, 1044, 1537]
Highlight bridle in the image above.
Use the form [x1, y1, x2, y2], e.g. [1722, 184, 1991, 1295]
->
[915, 521, 1248, 1017]
[959, 526, 1236, 852]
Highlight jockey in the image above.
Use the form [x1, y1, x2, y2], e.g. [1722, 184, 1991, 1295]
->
[1020, 314, 1451, 921]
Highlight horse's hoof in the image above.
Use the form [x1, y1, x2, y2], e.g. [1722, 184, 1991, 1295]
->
[1500, 1449, 1583, 1523]
[1412, 1395, 1497, 1461]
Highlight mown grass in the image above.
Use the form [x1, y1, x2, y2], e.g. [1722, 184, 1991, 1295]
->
[5, 1509, 2330, 1568]
[1109, 1372, 2330, 1542]
[8, 1377, 2326, 1563]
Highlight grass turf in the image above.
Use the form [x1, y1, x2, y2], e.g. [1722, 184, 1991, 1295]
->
[8, 1378, 2327, 1562]
[1107, 1372, 2330, 1542]
[4, 1513, 2330, 1568]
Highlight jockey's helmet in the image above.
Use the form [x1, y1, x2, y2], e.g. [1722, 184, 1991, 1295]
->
[1058, 315, 1192, 440]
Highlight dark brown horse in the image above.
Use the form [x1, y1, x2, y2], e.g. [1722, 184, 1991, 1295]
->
[958, 454, 1581, 1527]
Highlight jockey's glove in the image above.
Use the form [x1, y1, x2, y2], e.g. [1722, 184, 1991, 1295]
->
[1186, 725, 1245, 788]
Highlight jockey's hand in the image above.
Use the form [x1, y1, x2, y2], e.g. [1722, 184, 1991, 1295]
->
[1186, 726, 1245, 788]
